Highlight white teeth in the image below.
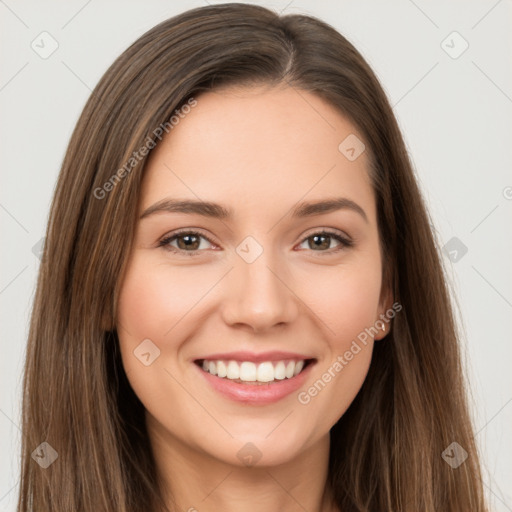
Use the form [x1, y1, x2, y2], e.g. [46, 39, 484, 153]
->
[285, 361, 295, 379]
[217, 360, 227, 378]
[239, 362, 257, 381]
[257, 362, 274, 382]
[226, 360, 240, 379]
[274, 361, 286, 380]
[199, 358, 309, 383]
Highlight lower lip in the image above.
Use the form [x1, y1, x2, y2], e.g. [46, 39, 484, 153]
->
[194, 361, 315, 405]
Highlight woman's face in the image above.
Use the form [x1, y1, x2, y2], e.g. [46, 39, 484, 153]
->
[117, 84, 391, 467]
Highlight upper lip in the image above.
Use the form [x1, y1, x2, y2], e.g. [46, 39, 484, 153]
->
[195, 351, 314, 363]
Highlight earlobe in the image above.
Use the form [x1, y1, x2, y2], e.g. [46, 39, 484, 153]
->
[374, 286, 394, 341]
[375, 319, 388, 340]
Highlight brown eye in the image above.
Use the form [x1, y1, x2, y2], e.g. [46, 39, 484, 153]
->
[298, 231, 353, 253]
[175, 233, 201, 250]
[158, 230, 215, 255]
[308, 234, 332, 250]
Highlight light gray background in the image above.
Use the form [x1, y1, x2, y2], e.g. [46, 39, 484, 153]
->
[1, 1, 511, 510]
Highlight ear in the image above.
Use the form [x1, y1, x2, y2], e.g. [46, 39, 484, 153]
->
[374, 283, 394, 341]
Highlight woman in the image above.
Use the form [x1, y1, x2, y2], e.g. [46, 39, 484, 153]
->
[17, 3, 488, 511]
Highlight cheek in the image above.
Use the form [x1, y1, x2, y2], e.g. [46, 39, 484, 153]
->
[117, 256, 212, 341]
[292, 253, 382, 424]
[298, 254, 383, 345]
[115, 257, 203, 425]
[116, 255, 227, 402]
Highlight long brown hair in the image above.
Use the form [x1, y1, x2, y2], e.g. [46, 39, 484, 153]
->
[18, 3, 487, 511]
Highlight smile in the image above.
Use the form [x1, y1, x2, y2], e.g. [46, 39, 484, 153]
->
[193, 353, 316, 404]
[197, 358, 312, 383]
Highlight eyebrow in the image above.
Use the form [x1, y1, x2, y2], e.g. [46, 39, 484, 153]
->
[139, 197, 368, 223]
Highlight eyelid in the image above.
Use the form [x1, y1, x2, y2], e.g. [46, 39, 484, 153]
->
[295, 228, 353, 253]
[300, 227, 352, 244]
[158, 227, 353, 256]
[158, 228, 218, 256]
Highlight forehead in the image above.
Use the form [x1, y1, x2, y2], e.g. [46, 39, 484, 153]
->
[140, 85, 376, 223]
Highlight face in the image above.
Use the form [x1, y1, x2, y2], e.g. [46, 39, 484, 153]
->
[116, 84, 392, 468]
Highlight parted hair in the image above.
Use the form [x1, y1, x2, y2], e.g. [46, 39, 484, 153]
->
[18, 3, 487, 511]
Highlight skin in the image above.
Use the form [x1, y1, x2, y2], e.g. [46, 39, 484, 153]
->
[116, 84, 393, 512]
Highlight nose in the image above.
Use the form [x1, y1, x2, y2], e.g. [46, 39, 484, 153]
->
[220, 251, 299, 333]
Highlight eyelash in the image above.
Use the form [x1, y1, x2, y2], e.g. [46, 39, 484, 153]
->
[157, 228, 354, 257]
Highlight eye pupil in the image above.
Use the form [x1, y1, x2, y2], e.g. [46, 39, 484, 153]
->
[310, 234, 330, 250]
[178, 234, 200, 250]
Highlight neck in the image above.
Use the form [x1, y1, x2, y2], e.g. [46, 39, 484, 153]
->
[147, 413, 338, 512]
